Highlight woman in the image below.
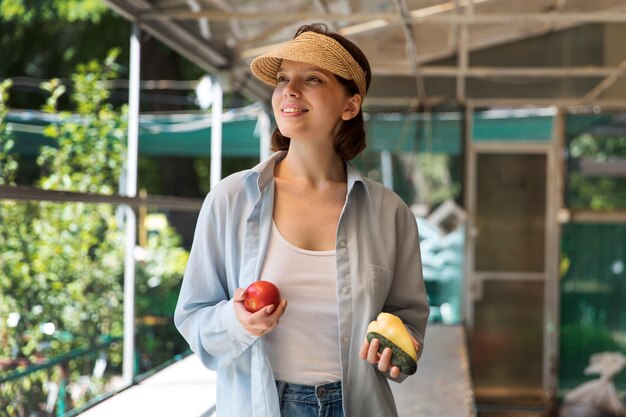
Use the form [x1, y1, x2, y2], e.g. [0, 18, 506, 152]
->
[174, 23, 429, 417]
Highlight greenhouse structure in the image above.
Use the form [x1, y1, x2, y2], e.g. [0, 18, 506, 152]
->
[2, 0, 626, 416]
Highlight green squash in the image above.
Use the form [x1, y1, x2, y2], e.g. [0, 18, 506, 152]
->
[366, 312, 418, 375]
[366, 331, 417, 375]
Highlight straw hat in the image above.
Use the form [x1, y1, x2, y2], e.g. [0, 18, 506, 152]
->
[250, 31, 367, 98]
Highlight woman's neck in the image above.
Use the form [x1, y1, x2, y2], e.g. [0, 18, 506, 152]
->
[276, 144, 346, 186]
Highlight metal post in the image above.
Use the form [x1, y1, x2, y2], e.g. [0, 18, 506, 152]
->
[210, 76, 223, 189]
[380, 150, 394, 190]
[258, 106, 272, 161]
[462, 104, 475, 329]
[544, 109, 566, 402]
[122, 23, 140, 386]
[55, 363, 67, 416]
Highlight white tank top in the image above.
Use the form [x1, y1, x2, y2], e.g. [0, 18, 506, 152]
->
[260, 221, 342, 385]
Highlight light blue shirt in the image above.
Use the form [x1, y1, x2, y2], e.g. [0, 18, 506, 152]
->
[174, 151, 429, 417]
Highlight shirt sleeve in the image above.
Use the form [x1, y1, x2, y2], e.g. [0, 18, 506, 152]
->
[174, 187, 258, 371]
[385, 199, 430, 365]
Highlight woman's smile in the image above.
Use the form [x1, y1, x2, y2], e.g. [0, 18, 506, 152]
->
[280, 105, 309, 115]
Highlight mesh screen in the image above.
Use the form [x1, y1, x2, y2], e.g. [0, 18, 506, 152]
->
[559, 224, 626, 391]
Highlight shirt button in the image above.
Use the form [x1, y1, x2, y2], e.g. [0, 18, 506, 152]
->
[342, 286, 350, 294]
[338, 240, 347, 248]
[343, 336, 349, 344]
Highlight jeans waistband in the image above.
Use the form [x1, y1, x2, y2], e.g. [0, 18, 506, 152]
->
[276, 380, 342, 404]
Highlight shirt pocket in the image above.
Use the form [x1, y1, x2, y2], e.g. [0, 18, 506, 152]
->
[368, 264, 393, 313]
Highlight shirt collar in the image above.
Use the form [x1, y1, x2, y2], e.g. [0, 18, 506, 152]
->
[241, 151, 285, 192]
[346, 160, 367, 197]
[345, 159, 373, 205]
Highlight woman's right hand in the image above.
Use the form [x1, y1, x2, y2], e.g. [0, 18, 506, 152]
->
[233, 288, 288, 336]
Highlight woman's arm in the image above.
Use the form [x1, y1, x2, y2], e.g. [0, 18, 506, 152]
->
[174, 190, 257, 370]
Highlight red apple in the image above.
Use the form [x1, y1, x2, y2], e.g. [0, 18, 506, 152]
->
[243, 281, 281, 313]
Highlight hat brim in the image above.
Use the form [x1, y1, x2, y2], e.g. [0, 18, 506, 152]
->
[249, 32, 367, 97]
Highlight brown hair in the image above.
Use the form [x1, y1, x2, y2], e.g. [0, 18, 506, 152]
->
[271, 23, 371, 161]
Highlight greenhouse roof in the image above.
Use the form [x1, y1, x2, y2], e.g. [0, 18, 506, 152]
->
[102, 0, 626, 110]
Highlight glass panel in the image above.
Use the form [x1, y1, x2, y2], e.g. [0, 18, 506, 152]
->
[559, 224, 626, 392]
[472, 280, 545, 397]
[476, 154, 546, 272]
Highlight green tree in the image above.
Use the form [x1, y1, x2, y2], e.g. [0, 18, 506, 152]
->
[0, 50, 127, 416]
[1, 0, 213, 243]
[1, 0, 130, 109]
[0, 51, 189, 416]
[0, 79, 18, 184]
[568, 132, 626, 210]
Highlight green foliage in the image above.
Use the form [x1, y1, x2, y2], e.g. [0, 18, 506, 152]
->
[0, 51, 127, 415]
[134, 221, 189, 372]
[136, 223, 189, 318]
[0, 50, 189, 416]
[1, 0, 129, 110]
[567, 133, 626, 210]
[0, 0, 32, 22]
[568, 175, 626, 210]
[570, 132, 626, 159]
[416, 153, 461, 205]
[37, 49, 125, 194]
[351, 150, 461, 207]
[1, 0, 108, 24]
[0, 79, 18, 185]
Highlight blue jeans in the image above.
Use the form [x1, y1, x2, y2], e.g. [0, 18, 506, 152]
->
[275, 380, 343, 417]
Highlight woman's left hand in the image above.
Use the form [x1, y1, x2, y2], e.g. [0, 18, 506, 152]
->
[233, 287, 287, 337]
[358, 338, 402, 378]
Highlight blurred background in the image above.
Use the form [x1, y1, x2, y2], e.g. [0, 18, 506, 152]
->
[1, 1, 625, 416]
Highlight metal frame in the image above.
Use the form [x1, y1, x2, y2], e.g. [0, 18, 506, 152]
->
[462, 105, 475, 330]
[544, 109, 566, 402]
[101, 0, 626, 110]
[0, 185, 203, 212]
[121, 23, 141, 386]
[138, 11, 626, 24]
[463, 110, 560, 404]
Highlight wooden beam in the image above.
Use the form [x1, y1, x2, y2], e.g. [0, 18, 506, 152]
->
[390, 0, 428, 108]
[0, 185, 203, 212]
[568, 210, 626, 223]
[580, 57, 626, 103]
[362, 95, 450, 108]
[456, 0, 472, 103]
[139, 11, 626, 24]
[576, 158, 626, 177]
[102, 0, 229, 68]
[466, 98, 626, 109]
[372, 66, 621, 78]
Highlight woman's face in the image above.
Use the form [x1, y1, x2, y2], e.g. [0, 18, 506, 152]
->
[271, 59, 360, 144]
